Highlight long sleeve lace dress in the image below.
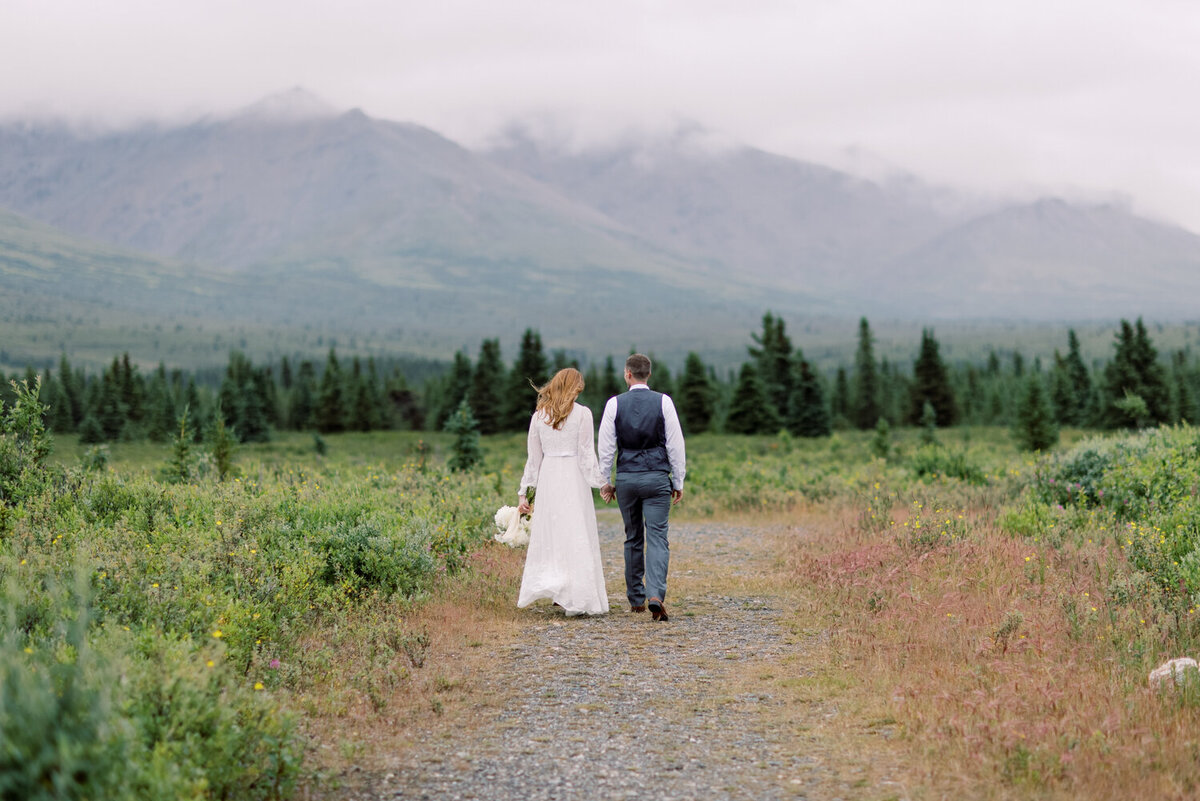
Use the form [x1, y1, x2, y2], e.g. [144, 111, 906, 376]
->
[516, 403, 609, 615]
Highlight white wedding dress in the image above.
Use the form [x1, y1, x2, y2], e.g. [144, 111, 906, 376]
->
[517, 403, 609, 616]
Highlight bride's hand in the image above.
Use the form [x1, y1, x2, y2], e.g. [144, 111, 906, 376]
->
[517, 498, 532, 516]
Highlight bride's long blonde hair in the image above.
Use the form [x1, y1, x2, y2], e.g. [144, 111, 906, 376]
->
[535, 367, 585, 430]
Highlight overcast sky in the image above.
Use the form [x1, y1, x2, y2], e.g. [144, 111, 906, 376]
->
[4, 0, 1200, 231]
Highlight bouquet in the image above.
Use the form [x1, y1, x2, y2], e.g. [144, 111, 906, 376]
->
[493, 505, 532, 547]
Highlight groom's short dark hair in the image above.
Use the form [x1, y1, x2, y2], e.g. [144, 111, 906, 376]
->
[625, 354, 652, 381]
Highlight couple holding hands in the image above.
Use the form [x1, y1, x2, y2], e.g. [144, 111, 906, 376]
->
[515, 353, 686, 621]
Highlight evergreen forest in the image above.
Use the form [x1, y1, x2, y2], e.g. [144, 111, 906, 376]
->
[7, 315, 1198, 452]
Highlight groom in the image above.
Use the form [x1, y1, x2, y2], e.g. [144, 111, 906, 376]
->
[598, 354, 686, 622]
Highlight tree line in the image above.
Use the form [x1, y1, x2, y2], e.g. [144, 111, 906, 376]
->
[3, 317, 1196, 448]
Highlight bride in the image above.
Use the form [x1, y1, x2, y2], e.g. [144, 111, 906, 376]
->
[516, 367, 609, 616]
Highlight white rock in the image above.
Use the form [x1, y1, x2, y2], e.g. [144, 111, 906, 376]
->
[1149, 657, 1199, 690]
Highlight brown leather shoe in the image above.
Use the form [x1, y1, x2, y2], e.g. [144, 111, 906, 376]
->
[630, 605, 646, 613]
[648, 598, 668, 622]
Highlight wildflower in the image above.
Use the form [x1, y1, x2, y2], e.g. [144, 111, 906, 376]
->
[254, 682, 264, 691]
[213, 630, 224, 638]
[269, 659, 281, 669]
[206, 660, 215, 668]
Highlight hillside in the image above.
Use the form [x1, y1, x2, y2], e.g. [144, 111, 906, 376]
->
[3, 89, 1200, 372]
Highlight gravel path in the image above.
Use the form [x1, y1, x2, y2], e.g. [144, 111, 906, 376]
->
[347, 515, 905, 801]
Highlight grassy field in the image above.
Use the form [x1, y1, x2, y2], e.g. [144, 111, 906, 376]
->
[6, 398, 1200, 797]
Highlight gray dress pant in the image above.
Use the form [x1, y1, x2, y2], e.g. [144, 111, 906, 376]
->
[615, 470, 672, 606]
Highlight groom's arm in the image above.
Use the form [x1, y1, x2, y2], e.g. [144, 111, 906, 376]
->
[598, 397, 618, 496]
[662, 394, 686, 497]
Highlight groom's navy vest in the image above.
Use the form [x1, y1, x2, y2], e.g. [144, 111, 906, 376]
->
[615, 389, 671, 474]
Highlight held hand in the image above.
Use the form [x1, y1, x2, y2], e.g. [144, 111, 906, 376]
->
[600, 483, 615, 503]
[517, 498, 532, 516]
[671, 488, 683, 506]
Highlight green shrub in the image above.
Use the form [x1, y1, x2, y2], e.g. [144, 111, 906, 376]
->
[0, 378, 55, 505]
[1025, 426, 1200, 601]
[0, 588, 128, 800]
[909, 445, 987, 485]
[1, 575, 302, 801]
[318, 518, 435, 598]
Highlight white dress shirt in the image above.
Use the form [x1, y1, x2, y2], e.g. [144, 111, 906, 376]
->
[598, 384, 687, 491]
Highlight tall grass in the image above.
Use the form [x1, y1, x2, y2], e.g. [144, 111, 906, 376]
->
[778, 424, 1200, 798]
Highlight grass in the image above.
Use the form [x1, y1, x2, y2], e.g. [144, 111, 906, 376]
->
[779, 467, 1200, 798]
[11, 409, 1200, 798]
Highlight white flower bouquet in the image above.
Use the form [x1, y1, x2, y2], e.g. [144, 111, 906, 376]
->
[493, 505, 532, 547]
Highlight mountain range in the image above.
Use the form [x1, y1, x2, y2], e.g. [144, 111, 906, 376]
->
[2, 88, 1199, 369]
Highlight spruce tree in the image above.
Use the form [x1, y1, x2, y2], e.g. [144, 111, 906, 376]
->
[787, 353, 831, 438]
[78, 412, 105, 444]
[1103, 318, 1170, 428]
[39, 369, 70, 434]
[725, 362, 779, 434]
[720, 362, 777, 434]
[164, 407, 192, 484]
[919, 400, 938, 445]
[1132, 318, 1170, 423]
[369, 358, 391, 430]
[831, 366, 850, 427]
[182, 379, 204, 442]
[97, 367, 124, 441]
[387, 370, 423, 431]
[145, 366, 175, 443]
[209, 402, 236, 481]
[579, 363, 604, 415]
[878, 357, 899, 425]
[851, 317, 881, 430]
[240, 369, 271, 442]
[748, 312, 794, 421]
[290, 361, 317, 430]
[650, 357, 675, 400]
[600, 356, 622, 399]
[117, 353, 144, 427]
[280, 356, 294, 391]
[909, 329, 958, 427]
[436, 351, 474, 430]
[961, 365, 981, 425]
[677, 352, 714, 434]
[315, 348, 346, 433]
[58, 354, 83, 428]
[470, 339, 506, 435]
[348, 356, 378, 432]
[445, 399, 483, 472]
[505, 329, 550, 431]
[870, 417, 891, 459]
[1172, 350, 1197, 424]
[552, 350, 577, 371]
[1013, 375, 1059, 451]
[1063, 329, 1093, 424]
[1049, 351, 1076, 426]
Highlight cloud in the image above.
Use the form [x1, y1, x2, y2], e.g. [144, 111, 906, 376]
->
[3, 0, 1200, 230]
